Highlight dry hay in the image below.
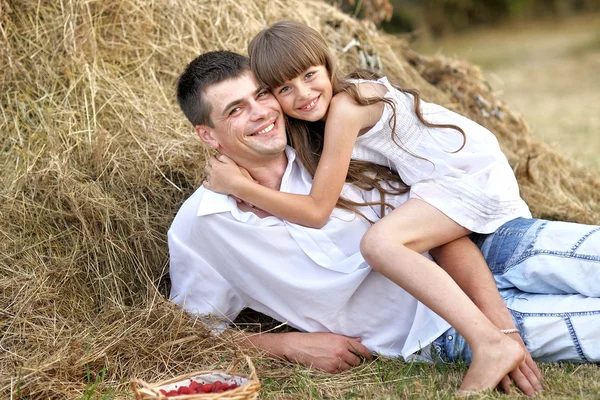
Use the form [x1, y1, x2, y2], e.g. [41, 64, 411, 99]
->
[1, 0, 599, 398]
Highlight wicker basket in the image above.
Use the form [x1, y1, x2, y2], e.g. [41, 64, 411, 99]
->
[131, 356, 260, 399]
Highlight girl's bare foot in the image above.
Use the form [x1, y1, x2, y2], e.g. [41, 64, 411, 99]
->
[458, 333, 525, 394]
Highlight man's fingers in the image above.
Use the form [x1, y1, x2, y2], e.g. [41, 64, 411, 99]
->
[334, 359, 353, 373]
[526, 355, 543, 381]
[520, 362, 543, 393]
[509, 367, 535, 397]
[339, 350, 363, 368]
[498, 375, 511, 394]
[347, 338, 373, 360]
[507, 331, 543, 392]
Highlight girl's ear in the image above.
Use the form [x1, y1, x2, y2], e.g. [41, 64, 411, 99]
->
[195, 125, 219, 150]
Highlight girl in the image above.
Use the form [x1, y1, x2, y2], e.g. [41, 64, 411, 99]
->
[204, 21, 532, 392]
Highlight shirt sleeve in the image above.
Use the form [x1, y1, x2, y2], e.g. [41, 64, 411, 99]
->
[168, 219, 246, 331]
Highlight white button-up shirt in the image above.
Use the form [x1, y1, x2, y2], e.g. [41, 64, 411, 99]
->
[168, 147, 450, 358]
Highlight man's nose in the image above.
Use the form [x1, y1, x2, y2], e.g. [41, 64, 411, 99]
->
[249, 102, 270, 120]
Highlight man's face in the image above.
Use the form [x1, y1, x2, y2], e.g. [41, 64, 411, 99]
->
[197, 71, 287, 166]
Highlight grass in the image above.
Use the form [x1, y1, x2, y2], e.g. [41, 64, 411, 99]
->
[96, 357, 600, 399]
[252, 359, 600, 399]
[412, 13, 600, 173]
[83, 366, 115, 400]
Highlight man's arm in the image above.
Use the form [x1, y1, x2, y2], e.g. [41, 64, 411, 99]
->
[239, 331, 373, 374]
[430, 237, 543, 396]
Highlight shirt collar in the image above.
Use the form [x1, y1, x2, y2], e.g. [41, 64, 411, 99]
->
[197, 146, 297, 217]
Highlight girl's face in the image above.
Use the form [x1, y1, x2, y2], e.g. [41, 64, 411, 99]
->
[272, 65, 333, 122]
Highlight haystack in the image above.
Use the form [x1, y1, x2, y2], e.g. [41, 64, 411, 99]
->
[1, 0, 599, 398]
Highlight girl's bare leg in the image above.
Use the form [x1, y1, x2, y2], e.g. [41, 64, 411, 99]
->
[360, 199, 524, 392]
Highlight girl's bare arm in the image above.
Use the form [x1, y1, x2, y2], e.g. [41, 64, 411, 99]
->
[205, 93, 377, 228]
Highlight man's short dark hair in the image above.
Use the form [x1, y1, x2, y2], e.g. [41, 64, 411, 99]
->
[176, 51, 250, 128]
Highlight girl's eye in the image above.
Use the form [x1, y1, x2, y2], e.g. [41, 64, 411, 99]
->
[305, 72, 314, 79]
[278, 86, 290, 94]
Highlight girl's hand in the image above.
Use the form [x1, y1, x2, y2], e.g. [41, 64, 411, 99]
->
[204, 154, 254, 197]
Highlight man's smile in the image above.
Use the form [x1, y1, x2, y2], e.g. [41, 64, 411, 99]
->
[249, 118, 278, 137]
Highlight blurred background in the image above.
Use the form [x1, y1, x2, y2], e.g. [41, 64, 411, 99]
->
[331, 0, 600, 172]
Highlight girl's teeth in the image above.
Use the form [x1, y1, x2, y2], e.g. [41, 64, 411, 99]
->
[303, 99, 317, 110]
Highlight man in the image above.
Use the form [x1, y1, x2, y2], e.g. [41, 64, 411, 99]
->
[169, 51, 600, 395]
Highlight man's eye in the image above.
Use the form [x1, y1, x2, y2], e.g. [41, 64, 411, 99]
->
[258, 91, 269, 98]
[229, 107, 241, 116]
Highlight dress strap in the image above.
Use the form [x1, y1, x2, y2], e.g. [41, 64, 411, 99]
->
[347, 76, 394, 95]
[376, 76, 395, 91]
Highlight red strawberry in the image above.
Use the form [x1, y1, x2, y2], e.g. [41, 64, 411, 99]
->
[178, 386, 192, 395]
[202, 383, 213, 393]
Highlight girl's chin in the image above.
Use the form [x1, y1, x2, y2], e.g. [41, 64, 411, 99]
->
[289, 110, 325, 122]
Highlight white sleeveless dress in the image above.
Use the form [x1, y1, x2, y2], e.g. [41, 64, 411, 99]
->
[350, 77, 531, 234]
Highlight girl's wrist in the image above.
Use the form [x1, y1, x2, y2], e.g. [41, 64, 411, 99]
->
[233, 177, 257, 199]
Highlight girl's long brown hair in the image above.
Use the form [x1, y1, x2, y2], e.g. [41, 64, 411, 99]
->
[249, 21, 466, 221]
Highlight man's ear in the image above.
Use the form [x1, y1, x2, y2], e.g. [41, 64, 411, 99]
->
[195, 125, 219, 150]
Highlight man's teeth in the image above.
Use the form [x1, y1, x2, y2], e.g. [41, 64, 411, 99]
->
[255, 123, 274, 135]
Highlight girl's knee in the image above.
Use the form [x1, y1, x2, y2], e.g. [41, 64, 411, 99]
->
[360, 223, 398, 269]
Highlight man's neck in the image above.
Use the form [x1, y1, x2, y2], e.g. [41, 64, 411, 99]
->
[244, 153, 288, 191]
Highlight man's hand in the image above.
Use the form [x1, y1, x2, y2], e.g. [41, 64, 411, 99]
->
[243, 331, 373, 374]
[430, 237, 543, 396]
[499, 332, 543, 396]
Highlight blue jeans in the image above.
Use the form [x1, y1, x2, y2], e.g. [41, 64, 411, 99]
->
[430, 217, 600, 363]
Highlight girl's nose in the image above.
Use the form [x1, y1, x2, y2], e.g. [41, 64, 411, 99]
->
[300, 86, 311, 100]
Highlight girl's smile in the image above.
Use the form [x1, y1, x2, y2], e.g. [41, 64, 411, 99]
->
[297, 95, 320, 112]
[274, 65, 332, 122]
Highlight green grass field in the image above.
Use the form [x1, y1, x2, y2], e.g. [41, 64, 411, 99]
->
[224, 353, 600, 399]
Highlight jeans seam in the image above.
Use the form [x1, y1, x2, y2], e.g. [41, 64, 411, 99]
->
[502, 225, 600, 270]
[563, 315, 589, 362]
[507, 250, 600, 270]
[506, 250, 600, 271]
[509, 310, 600, 317]
[494, 219, 543, 274]
[510, 309, 599, 363]
[570, 226, 600, 254]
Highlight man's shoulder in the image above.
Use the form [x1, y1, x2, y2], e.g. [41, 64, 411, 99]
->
[169, 185, 207, 231]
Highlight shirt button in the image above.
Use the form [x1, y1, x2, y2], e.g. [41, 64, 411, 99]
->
[447, 335, 453, 341]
